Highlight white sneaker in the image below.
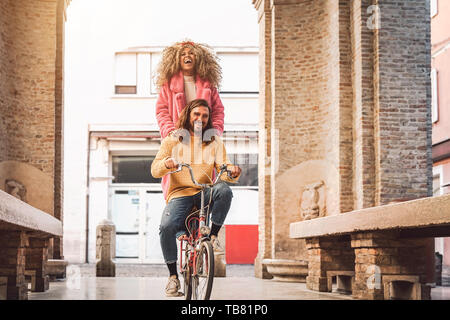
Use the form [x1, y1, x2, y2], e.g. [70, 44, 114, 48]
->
[165, 277, 181, 297]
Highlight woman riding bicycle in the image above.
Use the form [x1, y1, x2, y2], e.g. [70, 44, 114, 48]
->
[151, 99, 241, 297]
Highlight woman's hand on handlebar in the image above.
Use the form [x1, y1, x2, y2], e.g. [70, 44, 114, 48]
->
[164, 157, 179, 169]
[226, 165, 241, 179]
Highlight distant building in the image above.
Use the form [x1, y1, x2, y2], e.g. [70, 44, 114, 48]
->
[431, 0, 450, 282]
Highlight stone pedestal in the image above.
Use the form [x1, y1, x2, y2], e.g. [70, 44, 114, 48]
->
[26, 237, 50, 292]
[305, 236, 354, 292]
[351, 232, 431, 300]
[96, 219, 116, 277]
[263, 259, 308, 282]
[47, 259, 68, 280]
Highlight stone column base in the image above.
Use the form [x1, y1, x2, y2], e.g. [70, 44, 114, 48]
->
[305, 236, 354, 292]
[0, 231, 28, 300]
[96, 260, 116, 277]
[26, 237, 50, 292]
[351, 231, 431, 300]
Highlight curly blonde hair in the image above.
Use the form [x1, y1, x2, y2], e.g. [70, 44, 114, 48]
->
[154, 40, 222, 89]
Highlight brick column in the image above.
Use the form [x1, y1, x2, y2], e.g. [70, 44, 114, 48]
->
[350, 0, 376, 210]
[269, 0, 346, 260]
[0, 231, 28, 300]
[351, 231, 431, 300]
[305, 236, 354, 292]
[253, 0, 273, 279]
[26, 237, 49, 292]
[53, 0, 70, 261]
[373, 0, 432, 205]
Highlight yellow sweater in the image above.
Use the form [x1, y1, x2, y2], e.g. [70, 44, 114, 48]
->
[151, 134, 240, 203]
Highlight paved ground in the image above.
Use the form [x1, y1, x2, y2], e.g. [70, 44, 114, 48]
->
[27, 264, 450, 300]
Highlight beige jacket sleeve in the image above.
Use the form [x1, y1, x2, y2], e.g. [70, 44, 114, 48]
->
[213, 136, 241, 184]
[150, 135, 178, 178]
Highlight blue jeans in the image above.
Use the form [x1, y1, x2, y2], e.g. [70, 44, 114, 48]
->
[159, 182, 233, 264]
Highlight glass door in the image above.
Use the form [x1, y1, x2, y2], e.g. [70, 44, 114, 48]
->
[110, 186, 166, 263]
[110, 189, 140, 260]
[143, 190, 165, 263]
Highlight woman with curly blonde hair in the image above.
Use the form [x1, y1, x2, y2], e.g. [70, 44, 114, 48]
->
[154, 40, 225, 200]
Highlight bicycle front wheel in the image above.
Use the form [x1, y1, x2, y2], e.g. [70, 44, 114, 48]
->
[192, 240, 214, 300]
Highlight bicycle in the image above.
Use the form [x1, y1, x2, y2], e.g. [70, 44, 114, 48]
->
[168, 163, 231, 300]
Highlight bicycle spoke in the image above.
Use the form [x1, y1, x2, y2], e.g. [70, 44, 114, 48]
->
[191, 241, 214, 300]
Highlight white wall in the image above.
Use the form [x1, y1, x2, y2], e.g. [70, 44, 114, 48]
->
[63, 0, 259, 263]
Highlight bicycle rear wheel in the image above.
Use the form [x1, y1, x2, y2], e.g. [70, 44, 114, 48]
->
[192, 240, 214, 300]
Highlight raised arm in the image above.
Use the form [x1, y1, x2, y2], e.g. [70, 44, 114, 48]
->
[213, 137, 241, 183]
[151, 136, 177, 178]
[156, 86, 176, 139]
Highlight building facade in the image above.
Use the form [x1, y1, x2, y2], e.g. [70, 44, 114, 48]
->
[431, 0, 450, 282]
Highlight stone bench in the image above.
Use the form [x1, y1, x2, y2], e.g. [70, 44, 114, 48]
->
[0, 190, 63, 300]
[290, 193, 450, 300]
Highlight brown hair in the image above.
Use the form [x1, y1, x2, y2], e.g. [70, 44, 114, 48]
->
[175, 99, 216, 144]
[154, 40, 222, 89]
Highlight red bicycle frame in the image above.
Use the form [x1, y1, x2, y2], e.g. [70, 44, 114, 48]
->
[179, 214, 207, 277]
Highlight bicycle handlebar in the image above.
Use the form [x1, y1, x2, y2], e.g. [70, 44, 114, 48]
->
[167, 163, 231, 187]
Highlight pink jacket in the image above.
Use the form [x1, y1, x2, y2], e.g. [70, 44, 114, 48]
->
[155, 71, 225, 200]
[156, 71, 224, 139]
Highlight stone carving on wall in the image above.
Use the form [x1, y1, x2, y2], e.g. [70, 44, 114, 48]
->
[299, 180, 326, 220]
[5, 179, 27, 202]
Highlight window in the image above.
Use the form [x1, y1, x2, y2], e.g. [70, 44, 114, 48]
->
[114, 50, 259, 96]
[433, 166, 443, 196]
[114, 52, 157, 96]
[431, 0, 438, 17]
[218, 52, 258, 94]
[114, 53, 137, 94]
[226, 153, 258, 187]
[433, 173, 441, 196]
[431, 68, 439, 123]
[112, 156, 161, 184]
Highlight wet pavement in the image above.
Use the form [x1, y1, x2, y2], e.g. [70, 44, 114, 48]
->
[27, 264, 450, 300]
